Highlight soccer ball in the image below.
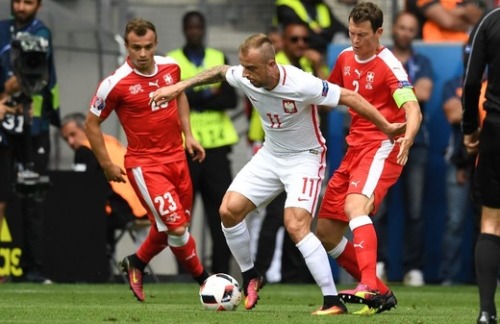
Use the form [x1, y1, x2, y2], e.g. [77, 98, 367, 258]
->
[199, 273, 241, 311]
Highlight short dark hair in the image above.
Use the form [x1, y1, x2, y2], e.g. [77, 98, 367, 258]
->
[392, 10, 418, 26]
[182, 10, 205, 29]
[11, 0, 42, 5]
[124, 17, 157, 44]
[266, 25, 281, 35]
[282, 21, 309, 31]
[349, 2, 384, 33]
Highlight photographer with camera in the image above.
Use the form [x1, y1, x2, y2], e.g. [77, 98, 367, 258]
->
[0, 0, 60, 284]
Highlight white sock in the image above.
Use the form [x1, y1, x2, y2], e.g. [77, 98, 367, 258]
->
[328, 237, 348, 259]
[296, 232, 337, 296]
[221, 222, 254, 272]
[167, 230, 189, 247]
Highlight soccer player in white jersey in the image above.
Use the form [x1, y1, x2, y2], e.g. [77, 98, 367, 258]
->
[317, 2, 422, 315]
[151, 33, 404, 315]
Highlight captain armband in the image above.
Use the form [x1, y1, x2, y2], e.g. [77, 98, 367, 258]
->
[393, 87, 417, 108]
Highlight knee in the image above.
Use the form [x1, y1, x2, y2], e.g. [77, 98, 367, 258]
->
[167, 225, 187, 237]
[315, 219, 345, 250]
[344, 201, 372, 219]
[316, 224, 329, 243]
[219, 203, 240, 227]
[284, 221, 306, 243]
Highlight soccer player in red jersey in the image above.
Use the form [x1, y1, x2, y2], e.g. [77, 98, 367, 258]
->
[85, 18, 208, 301]
[316, 2, 422, 314]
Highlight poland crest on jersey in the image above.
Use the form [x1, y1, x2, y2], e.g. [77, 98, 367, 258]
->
[282, 100, 297, 114]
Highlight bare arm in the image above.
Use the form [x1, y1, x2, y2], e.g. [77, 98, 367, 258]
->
[303, 49, 329, 80]
[444, 94, 479, 154]
[442, 96, 462, 125]
[338, 87, 405, 137]
[151, 65, 231, 106]
[424, 3, 470, 31]
[177, 91, 193, 139]
[462, 2, 484, 25]
[176, 91, 205, 162]
[0, 97, 17, 119]
[4, 76, 21, 95]
[413, 77, 433, 103]
[396, 100, 422, 166]
[85, 113, 126, 183]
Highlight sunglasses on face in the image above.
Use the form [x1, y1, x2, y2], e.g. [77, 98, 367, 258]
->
[289, 36, 309, 43]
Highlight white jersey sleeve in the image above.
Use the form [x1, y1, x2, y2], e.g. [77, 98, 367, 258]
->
[225, 65, 242, 88]
[297, 69, 341, 108]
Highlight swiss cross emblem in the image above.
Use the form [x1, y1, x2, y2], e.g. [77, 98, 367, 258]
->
[366, 72, 375, 83]
[282, 100, 297, 113]
[163, 74, 174, 85]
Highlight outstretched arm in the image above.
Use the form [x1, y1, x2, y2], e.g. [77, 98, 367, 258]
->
[338, 87, 406, 138]
[151, 65, 231, 106]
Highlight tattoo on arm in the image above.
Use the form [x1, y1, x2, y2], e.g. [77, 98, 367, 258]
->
[186, 65, 230, 88]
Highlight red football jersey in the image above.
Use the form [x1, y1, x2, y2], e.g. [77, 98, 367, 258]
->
[329, 47, 409, 147]
[90, 56, 185, 168]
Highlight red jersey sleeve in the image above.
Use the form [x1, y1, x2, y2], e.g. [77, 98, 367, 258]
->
[328, 53, 345, 87]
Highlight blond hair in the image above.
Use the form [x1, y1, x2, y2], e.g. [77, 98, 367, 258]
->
[239, 33, 276, 62]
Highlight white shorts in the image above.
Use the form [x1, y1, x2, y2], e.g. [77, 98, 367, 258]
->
[228, 146, 326, 215]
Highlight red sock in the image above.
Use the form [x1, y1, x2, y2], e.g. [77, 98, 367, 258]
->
[170, 234, 204, 277]
[136, 225, 168, 263]
[351, 224, 379, 291]
[336, 240, 388, 294]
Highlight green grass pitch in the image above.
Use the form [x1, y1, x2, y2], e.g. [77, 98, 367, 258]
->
[0, 282, 484, 323]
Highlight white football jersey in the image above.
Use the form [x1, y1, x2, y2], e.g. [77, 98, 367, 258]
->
[226, 64, 341, 156]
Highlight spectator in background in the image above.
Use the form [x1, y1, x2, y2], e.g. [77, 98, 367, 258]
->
[316, 2, 422, 315]
[0, 0, 61, 284]
[0, 96, 16, 284]
[267, 25, 284, 53]
[85, 18, 209, 302]
[373, 10, 433, 287]
[462, 7, 500, 324]
[60, 112, 148, 274]
[405, 0, 485, 42]
[167, 10, 239, 275]
[274, 0, 349, 55]
[439, 74, 476, 286]
[251, 21, 329, 284]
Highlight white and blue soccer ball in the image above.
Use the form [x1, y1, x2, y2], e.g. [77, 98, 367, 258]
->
[199, 273, 241, 311]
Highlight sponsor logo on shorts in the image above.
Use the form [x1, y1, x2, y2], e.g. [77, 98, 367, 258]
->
[164, 212, 181, 223]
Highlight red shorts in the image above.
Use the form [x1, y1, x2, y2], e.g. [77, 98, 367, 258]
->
[318, 140, 402, 222]
[127, 160, 193, 232]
